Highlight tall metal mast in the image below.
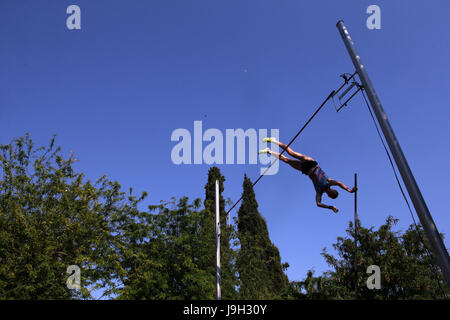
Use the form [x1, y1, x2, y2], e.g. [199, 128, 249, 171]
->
[336, 20, 450, 287]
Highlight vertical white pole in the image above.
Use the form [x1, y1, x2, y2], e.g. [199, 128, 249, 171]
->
[215, 180, 221, 300]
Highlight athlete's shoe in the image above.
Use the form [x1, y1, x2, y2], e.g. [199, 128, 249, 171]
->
[259, 148, 271, 154]
[263, 137, 278, 143]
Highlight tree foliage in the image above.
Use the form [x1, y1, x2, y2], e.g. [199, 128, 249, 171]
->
[117, 197, 216, 299]
[0, 134, 139, 299]
[236, 175, 290, 299]
[1, 134, 447, 300]
[291, 216, 449, 299]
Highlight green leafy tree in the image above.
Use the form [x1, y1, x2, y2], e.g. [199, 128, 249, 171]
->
[291, 216, 449, 300]
[0, 134, 141, 299]
[288, 269, 346, 300]
[236, 175, 289, 299]
[117, 197, 216, 299]
[117, 167, 239, 300]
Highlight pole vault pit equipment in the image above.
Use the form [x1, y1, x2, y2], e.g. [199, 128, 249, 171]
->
[332, 72, 362, 112]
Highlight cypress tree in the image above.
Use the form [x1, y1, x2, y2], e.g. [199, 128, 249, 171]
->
[236, 174, 289, 299]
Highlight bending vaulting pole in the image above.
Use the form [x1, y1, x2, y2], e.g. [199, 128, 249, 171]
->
[337, 20, 450, 287]
[215, 180, 221, 300]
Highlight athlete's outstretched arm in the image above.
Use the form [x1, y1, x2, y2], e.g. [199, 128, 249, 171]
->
[328, 179, 357, 193]
[316, 193, 339, 213]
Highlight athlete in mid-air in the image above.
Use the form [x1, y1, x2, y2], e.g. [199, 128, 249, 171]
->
[259, 138, 357, 213]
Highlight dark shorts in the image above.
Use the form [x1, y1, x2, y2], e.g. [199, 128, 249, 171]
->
[310, 166, 330, 194]
[300, 160, 318, 175]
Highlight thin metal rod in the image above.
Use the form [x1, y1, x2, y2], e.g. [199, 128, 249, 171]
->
[337, 20, 450, 287]
[354, 173, 358, 299]
[337, 86, 362, 112]
[339, 81, 357, 101]
[215, 180, 221, 300]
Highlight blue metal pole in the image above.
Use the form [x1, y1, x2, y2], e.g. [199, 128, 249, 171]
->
[337, 20, 450, 287]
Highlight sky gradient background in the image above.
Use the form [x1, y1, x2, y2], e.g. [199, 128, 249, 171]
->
[1, 0, 449, 294]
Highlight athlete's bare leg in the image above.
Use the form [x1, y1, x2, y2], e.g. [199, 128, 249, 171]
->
[270, 139, 314, 162]
[265, 149, 303, 171]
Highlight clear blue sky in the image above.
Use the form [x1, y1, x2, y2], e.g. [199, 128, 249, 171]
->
[1, 0, 449, 289]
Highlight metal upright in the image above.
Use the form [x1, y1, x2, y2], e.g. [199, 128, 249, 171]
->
[337, 20, 450, 287]
[215, 180, 222, 300]
[354, 173, 358, 299]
